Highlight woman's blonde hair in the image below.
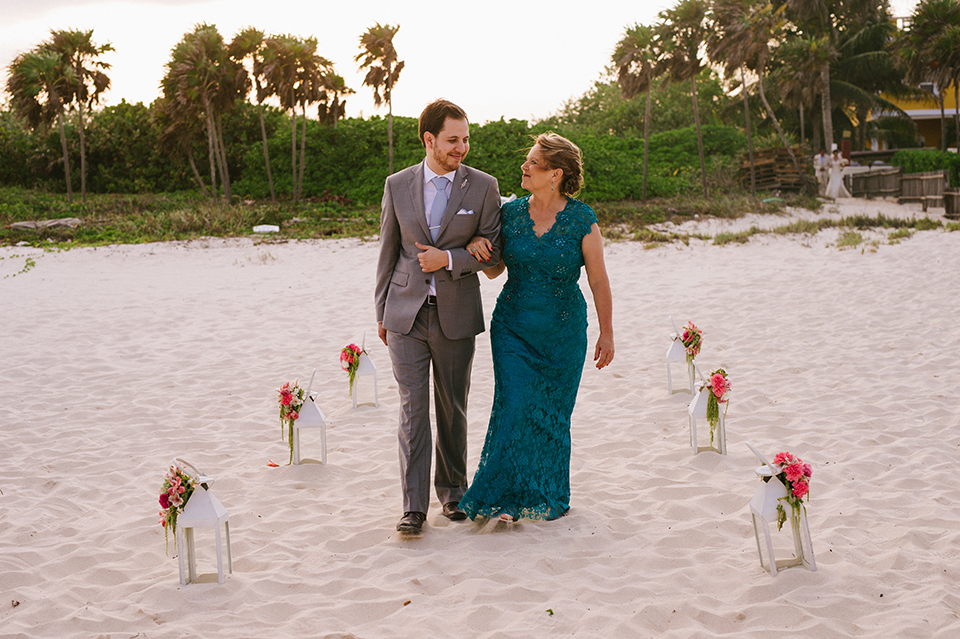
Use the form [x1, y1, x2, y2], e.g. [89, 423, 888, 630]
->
[533, 132, 583, 196]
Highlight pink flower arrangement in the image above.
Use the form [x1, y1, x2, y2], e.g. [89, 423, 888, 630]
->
[680, 322, 702, 364]
[341, 344, 365, 396]
[158, 463, 196, 552]
[772, 451, 813, 530]
[277, 381, 306, 464]
[705, 368, 730, 443]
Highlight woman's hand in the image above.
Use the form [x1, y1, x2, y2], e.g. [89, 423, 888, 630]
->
[466, 236, 493, 262]
[594, 333, 614, 369]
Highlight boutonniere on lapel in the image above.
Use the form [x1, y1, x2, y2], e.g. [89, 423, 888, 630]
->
[460, 178, 468, 190]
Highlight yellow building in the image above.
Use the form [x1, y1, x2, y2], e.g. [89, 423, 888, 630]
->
[882, 81, 959, 150]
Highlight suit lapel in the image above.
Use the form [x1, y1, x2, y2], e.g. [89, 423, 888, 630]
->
[438, 166, 469, 240]
[407, 163, 430, 240]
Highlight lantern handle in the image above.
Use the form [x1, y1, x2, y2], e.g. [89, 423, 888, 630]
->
[305, 368, 317, 396]
[693, 361, 707, 384]
[175, 458, 212, 488]
[669, 315, 680, 335]
[745, 442, 778, 475]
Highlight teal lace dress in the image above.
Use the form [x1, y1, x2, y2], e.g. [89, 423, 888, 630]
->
[460, 196, 598, 521]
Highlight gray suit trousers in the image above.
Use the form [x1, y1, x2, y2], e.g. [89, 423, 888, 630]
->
[388, 302, 474, 514]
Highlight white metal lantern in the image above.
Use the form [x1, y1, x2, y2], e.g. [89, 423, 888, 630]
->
[290, 370, 327, 465]
[174, 459, 232, 585]
[666, 337, 695, 395]
[687, 368, 726, 455]
[745, 443, 816, 576]
[352, 332, 378, 408]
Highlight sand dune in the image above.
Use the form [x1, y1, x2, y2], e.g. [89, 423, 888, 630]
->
[1, 198, 958, 638]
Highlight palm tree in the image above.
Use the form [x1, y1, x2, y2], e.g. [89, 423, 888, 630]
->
[898, 0, 960, 151]
[709, 0, 804, 185]
[155, 97, 211, 197]
[46, 29, 113, 202]
[772, 36, 825, 151]
[261, 35, 331, 202]
[932, 25, 960, 152]
[708, 0, 759, 195]
[161, 24, 244, 202]
[355, 23, 404, 175]
[655, 0, 711, 197]
[6, 48, 76, 201]
[318, 73, 354, 129]
[230, 27, 276, 201]
[614, 24, 659, 201]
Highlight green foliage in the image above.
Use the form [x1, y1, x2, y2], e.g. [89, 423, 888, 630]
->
[0, 110, 45, 187]
[541, 68, 734, 138]
[890, 149, 960, 187]
[0, 186, 380, 246]
[83, 100, 187, 192]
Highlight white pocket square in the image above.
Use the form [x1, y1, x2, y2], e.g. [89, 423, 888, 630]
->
[456, 209, 475, 215]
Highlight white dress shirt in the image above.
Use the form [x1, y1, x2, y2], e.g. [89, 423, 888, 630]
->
[422, 161, 455, 295]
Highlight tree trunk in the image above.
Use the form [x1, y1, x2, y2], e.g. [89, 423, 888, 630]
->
[58, 109, 73, 204]
[821, 63, 834, 152]
[690, 76, 708, 198]
[741, 67, 756, 198]
[291, 109, 298, 202]
[215, 113, 232, 203]
[78, 101, 87, 202]
[204, 105, 218, 201]
[298, 103, 307, 200]
[799, 102, 805, 149]
[757, 71, 804, 180]
[388, 99, 394, 176]
[643, 86, 651, 202]
[188, 152, 211, 198]
[939, 90, 947, 152]
[812, 104, 822, 154]
[258, 103, 276, 202]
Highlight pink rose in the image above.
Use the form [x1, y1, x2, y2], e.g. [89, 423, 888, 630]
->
[289, 410, 299, 421]
[803, 463, 812, 478]
[281, 393, 292, 406]
[773, 452, 793, 466]
[792, 481, 809, 499]
[159, 493, 170, 509]
[784, 462, 805, 482]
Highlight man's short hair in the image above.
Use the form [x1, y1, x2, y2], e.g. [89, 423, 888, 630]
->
[419, 99, 468, 147]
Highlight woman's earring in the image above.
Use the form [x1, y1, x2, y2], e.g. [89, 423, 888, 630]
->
[550, 181, 555, 191]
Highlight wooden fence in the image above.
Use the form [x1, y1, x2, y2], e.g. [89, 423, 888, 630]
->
[899, 170, 949, 211]
[848, 168, 902, 199]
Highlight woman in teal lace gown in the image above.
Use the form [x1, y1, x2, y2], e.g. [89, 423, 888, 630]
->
[459, 133, 614, 522]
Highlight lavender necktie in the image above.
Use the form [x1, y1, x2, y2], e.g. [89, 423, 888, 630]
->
[429, 176, 449, 242]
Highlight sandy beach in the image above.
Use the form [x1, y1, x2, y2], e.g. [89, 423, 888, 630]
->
[1, 197, 958, 638]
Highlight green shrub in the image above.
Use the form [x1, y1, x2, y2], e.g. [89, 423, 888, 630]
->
[891, 149, 960, 187]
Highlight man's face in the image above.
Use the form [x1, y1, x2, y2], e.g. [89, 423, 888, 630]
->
[426, 117, 469, 173]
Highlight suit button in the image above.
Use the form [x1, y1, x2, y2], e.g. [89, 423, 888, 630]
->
[425, 279, 430, 284]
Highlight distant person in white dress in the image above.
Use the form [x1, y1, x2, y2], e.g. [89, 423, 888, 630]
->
[826, 149, 851, 199]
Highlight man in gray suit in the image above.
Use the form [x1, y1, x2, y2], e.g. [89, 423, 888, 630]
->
[375, 99, 502, 534]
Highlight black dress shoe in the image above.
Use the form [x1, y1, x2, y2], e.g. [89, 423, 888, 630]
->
[442, 501, 467, 521]
[397, 511, 426, 533]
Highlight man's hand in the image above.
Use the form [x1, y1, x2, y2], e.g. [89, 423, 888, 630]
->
[414, 242, 448, 273]
[378, 322, 388, 346]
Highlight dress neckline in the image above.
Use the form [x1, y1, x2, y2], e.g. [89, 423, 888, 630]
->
[523, 196, 570, 239]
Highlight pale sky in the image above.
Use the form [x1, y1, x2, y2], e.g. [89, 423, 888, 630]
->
[0, 0, 920, 125]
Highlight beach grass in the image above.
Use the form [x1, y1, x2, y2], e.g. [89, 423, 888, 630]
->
[1, 185, 956, 248]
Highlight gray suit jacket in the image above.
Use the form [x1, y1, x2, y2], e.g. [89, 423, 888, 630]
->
[376, 162, 503, 340]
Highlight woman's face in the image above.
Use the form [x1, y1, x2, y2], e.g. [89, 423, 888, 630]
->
[521, 145, 561, 193]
